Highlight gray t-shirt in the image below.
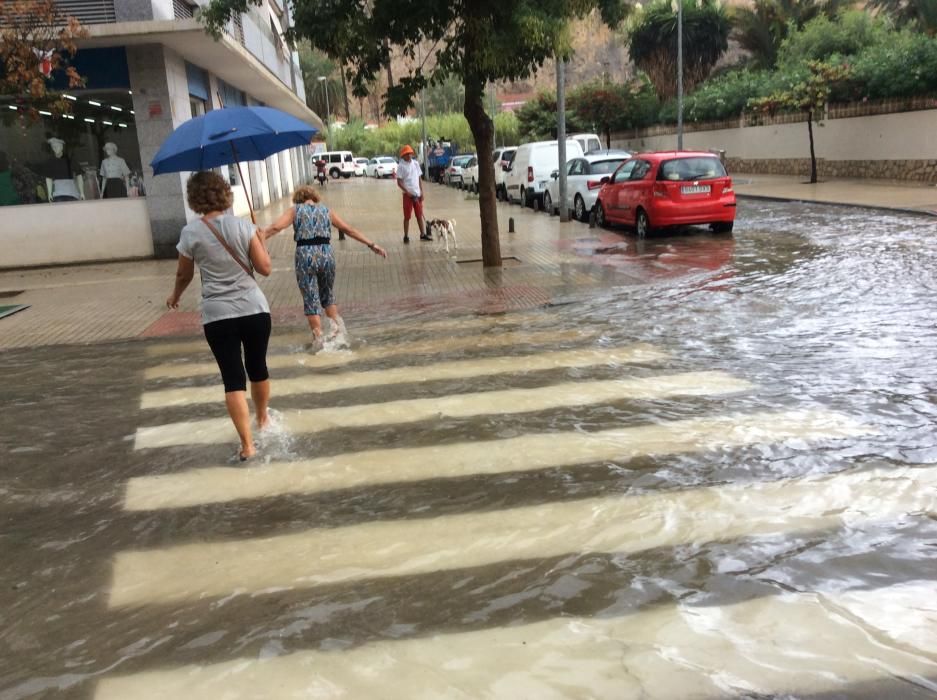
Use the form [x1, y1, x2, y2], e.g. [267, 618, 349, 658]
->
[177, 214, 270, 325]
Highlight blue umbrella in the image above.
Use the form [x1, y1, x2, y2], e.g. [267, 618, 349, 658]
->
[150, 106, 317, 221]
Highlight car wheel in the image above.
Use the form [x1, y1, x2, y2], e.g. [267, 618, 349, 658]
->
[595, 202, 608, 229]
[574, 195, 587, 222]
[329, 168, 340, 179]
[712, 221, 734, 234]
[635, 209, 651, 238]
[543, 190, 554, 216]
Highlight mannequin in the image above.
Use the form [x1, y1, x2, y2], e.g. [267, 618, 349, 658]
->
[44, 137, 82, 202]
[99, 142, 131, 198]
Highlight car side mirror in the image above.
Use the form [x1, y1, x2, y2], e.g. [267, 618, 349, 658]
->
[551, 169, 559, 180]
[600, 176, 610, 184]
[502, 164, 510, 172]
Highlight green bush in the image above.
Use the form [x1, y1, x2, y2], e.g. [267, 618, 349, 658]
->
[777, 11, 891, 69]
[847, 30, 937, 99]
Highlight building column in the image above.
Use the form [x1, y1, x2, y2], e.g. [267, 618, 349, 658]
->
[127, 45, 191, 258]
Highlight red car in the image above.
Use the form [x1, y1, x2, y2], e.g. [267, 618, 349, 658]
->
[594, 151, 736, 236]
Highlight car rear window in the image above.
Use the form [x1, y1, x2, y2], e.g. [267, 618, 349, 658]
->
[658, 157, 727, 181]
[589, 159, 625, 175]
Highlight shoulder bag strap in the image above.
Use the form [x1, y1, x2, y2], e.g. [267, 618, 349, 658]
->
[202, 216, 254, 279]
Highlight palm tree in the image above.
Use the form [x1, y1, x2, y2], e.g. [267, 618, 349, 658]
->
[868, 0, 937, 35]
[628, 0, 731, 100]
[730, 0, 855, 69]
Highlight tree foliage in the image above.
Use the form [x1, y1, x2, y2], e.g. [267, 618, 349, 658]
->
[748, 60, 852, 183]
[0, 0, 86, 122]
[202, 0, 628, 267]
[628, 0, 730, 100]
[516, 92, 585, 141]
[298, 43, 347, 120]
[729, 0, 852, 69]
[868, 0, 937, 36]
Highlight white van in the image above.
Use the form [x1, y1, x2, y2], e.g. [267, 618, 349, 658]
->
[504, 139, 585, 209]
[570, 133, 602, 154]
[314, 150, 356, 179]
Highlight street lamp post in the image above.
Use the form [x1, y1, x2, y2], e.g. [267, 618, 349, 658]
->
[317, 75, 331, 150]
[676, 0, 684, 150]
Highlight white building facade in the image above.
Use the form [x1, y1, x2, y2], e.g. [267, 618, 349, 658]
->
[0, 0, 323, 267]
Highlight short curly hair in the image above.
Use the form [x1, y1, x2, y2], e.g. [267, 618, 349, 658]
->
[292, 185, 321, 205]
[186, 171, 233, 214]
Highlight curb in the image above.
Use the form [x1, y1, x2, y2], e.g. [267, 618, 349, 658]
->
[735, 193, 937, 219]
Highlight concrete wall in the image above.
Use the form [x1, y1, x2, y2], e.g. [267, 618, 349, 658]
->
[612, 109, 937, 182]
[128, 44, 193, 258]
[0, 199, 153, 268]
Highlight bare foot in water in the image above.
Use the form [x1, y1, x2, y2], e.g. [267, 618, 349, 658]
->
[239, 442, 257, 461]
[257, 412, 270, 431]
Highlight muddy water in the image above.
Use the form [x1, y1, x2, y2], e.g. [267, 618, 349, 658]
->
[1, 202, 936, 699]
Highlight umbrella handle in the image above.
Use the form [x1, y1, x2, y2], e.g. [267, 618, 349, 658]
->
[229, 142, 256, 224]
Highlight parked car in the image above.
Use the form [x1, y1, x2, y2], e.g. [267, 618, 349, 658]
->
[445, 154, 475, 187]
[463, 156, 479, 192]
[316, 150, 357, 179]
[504, 139, 585, 209]
[366, 156, 398, 178]
[543, 150, 631, 221]
[594, 151, 736, 236]
[353, 157, 369, 177]
[570, 133, 602, 155]
[494, 147, 516, 200]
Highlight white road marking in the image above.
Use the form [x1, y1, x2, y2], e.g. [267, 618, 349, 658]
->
[143, 328, 598, 380]
[124, 409, 869, 510]
[140, 345, 667, 408]
[133, 371, 752, 450]
[108, 465, 932, 607]
[94, 581, 937, 699]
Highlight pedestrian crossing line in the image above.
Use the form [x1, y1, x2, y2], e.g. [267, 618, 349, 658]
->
[94, 580, 937, 700]
[142, 328, 599, 381]
[124, 409, 871, 511]
[133, 370, 752, 450]
[143, 311, 554, 358]
[107, 466, 934, 607]
[140, 345, 668, 409]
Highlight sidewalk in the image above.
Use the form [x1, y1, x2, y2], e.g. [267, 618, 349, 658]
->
[1, 174, 934, 351]
[733, 173, 937, 217]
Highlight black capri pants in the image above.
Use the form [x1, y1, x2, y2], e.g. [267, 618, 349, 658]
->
[203, 312, 272, 393]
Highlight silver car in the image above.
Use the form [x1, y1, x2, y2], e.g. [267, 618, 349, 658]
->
[543, 150, 631, 222]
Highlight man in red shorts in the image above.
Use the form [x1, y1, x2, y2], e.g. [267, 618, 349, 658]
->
[396, 144, 429, 243]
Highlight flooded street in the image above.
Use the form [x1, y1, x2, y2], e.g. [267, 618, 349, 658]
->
[2, 194, 937, 699]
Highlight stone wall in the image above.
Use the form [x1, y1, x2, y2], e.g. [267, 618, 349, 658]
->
[725, 158, 937, 182]
[612, 102, 937, 183]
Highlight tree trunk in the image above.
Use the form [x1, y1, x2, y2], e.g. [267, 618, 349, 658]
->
[464, 75, 501, 268]
[807, 109, 817, 184]
[339, 63, 350, 121]
[605, 127, 611, 149]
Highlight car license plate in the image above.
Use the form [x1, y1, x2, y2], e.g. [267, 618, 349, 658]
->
[681, 184, 711, 195]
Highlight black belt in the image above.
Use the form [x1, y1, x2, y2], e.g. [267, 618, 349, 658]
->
[296, 237, 331, 246]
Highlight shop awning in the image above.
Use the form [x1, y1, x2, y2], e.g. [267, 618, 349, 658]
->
[77, 19, 324, 130]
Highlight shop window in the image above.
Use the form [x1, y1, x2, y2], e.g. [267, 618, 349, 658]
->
[0, 89, 145, 206]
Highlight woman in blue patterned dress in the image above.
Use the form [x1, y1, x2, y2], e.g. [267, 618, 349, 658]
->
[262, 185, 386, 341]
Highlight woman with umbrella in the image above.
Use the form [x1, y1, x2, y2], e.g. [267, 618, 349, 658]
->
[165, 171, 273, 461]
[262, 185, 387, 345]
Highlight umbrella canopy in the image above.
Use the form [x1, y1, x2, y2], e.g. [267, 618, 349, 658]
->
[150, 106, 317, 175]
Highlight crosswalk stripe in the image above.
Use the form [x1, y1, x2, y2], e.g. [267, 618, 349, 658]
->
[133, 371, 752, 450]
[140, 345, 668, 409]
[143, 328, 598, 380]
[108, 465, 932, 607]
[124, 409, 870, 511]
[94, 580, 937, 699]
[144, 312, 551, 358]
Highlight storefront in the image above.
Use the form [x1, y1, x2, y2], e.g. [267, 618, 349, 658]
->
[0, 16, 321, 268]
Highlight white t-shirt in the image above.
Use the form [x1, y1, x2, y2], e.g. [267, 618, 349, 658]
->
[396, 158, 422, 197]
[176, 214, 270, 325]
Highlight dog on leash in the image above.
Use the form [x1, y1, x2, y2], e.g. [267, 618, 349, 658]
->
[426, 218, 457, 255]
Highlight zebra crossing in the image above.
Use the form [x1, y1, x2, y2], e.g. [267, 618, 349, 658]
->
[96, 312, 934, 698]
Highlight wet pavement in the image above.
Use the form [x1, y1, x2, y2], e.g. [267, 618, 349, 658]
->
[2, 182, 937, 699]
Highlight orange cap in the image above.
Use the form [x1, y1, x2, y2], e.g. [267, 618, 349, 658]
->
[399, 144, 415, 157]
